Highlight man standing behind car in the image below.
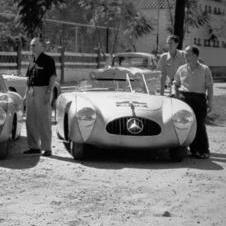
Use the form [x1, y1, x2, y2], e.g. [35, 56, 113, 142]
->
[23, 37, 56, 156]
[158, 35, 186, 95]
[172, 45, 213, 159]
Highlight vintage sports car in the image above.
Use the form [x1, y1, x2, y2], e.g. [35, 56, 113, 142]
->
[2, 73, 61, 107]
[0, 75, 23, 159]
[56, 67, 197, 162]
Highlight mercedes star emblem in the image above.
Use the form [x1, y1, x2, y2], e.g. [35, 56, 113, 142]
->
[127, 118, 144, 135]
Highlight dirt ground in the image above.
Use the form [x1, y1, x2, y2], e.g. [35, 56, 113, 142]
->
[0, 83, 226, 226]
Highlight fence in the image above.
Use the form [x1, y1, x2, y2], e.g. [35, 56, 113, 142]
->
[0, 48, 107, 83]
[42, 19, 115, 53]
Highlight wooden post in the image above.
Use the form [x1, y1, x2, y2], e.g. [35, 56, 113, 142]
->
[58, 46, 65, 84]
[16, 40, 22, 74]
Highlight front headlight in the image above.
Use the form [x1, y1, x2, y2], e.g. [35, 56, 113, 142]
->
[76, 97, 96, 141]
[172, 109, 195, 145]
[0, 107, 7, 126]
[172, 110, 194, 129]
[77, 107, 96, 121]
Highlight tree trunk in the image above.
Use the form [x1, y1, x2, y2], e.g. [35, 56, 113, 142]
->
[173, 0, 186, 49]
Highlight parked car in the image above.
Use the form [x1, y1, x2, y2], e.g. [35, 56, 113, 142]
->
[56, 67, 197, 162]
[111, 52, 159, 70]
[2, 73, 61, 108]
[0, 75, 24, 159]
[107, 52, 163, 94]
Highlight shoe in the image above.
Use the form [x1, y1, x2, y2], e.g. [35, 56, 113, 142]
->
[24, 148, 41, 154]
[42, 150, 52, 156]
[195, 153, 210, 159]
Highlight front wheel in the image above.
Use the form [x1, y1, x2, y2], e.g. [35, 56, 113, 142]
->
[0, 140, 9, 160]
[71, 142, 86, 160]
[169, 147, 187, 162]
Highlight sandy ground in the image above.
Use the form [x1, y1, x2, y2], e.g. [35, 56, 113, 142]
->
[0, 83, 226, 226]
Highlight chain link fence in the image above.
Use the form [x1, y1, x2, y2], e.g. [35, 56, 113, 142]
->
[42, 19, 115, 54]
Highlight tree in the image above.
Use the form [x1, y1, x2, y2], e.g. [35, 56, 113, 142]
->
[0, 0, 26, 50]
[173, 0, 209, 49]
[79, 0, 153, 52]
[14, 0, 66, 37]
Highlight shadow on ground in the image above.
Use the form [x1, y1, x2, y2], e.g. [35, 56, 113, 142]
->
[0, 136, 40, 169]
[48, 146, 225, 171]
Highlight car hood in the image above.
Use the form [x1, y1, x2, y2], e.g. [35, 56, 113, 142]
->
[77, 91, 164, 119]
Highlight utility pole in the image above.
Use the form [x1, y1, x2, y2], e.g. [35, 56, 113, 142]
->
[173, 0, 186, 49]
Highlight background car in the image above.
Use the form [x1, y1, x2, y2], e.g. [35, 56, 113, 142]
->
[111, 52, 159, 70]
[106, 52, 164, 94]
[0, 75, 23, 159]
[56, 67, 197, 162]
[2, 73, 61, 108]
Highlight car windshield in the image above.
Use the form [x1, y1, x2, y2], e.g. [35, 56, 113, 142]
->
[76, 72, 148, 94]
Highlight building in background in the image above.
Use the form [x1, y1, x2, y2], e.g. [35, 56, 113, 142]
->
[134, 0, 226, 78]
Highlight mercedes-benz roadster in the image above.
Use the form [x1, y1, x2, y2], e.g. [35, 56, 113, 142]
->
[56, 67, 197, 162]
[0, 75, 23, 159]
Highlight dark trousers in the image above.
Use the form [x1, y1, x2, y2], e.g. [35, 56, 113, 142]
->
[179, 91, 209, 154]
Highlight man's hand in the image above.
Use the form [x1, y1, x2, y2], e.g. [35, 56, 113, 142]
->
[44, 89, 52, 105]
[207, 102, 213, 114]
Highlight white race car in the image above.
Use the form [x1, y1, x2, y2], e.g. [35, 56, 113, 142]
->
[56, 67, 197, 162]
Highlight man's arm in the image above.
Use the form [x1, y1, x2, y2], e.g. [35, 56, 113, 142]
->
[205, 66, 214, 113]
[46, 75, 56, 94]
[206, 85, 213, 113]
[160, 72, 167, 95]
[157, 54, 167, 95]
[171, 68, 181, 98]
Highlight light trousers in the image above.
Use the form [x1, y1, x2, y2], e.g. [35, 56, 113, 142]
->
[26, 86, 52, 150]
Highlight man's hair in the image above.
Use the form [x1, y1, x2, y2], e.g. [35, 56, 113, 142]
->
[191, 45, 200, 57]
[186, 45, 200, 57]
[167, 35, 180, 43]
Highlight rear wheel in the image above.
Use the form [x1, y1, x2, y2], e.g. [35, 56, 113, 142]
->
[169, 147, 187, 162]
[71, 142, 86, 160]
[0, 140, 9, 160]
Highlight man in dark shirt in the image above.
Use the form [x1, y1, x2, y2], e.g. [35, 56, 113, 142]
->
[24, 37, 56, 156]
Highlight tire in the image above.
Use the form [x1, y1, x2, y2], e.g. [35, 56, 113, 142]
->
[71, 142, 86, 160]
[0, 140, 9, 160]
[169, 147, 187, 162]
[12, 115, 17, 140]
[63, 140, 71, 151]
[63, 114, 70, 150]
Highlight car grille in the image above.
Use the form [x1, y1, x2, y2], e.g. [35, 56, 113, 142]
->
[106, 117, 161, 136]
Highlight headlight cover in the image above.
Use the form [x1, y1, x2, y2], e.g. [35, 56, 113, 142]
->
[172, 109, 194, 145]
[172, 110, 194, 129]
[76, 96, 96, 141]
[0, 107, 7, 126]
